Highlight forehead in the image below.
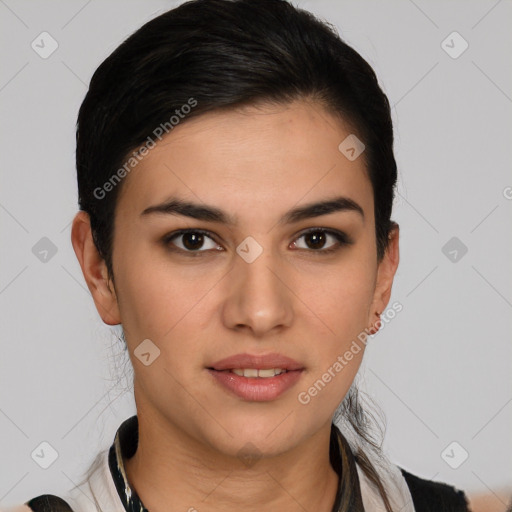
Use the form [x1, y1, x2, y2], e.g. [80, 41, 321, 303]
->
[116, 100, 373, 224]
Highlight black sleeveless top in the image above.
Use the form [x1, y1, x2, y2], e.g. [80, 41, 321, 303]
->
[25, 415, 470, 512]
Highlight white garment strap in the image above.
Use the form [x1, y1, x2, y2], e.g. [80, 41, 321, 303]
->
[356, 457, 416, 512]
[66, 450, 126, 512]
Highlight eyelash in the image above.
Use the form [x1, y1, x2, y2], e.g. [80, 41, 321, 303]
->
[162, 227, 352, 257]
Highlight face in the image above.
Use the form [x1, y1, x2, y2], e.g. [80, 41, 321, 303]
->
[74, 99, 399, 460]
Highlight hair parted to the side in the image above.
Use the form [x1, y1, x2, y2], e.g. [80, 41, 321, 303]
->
[75, 1, 398, 510]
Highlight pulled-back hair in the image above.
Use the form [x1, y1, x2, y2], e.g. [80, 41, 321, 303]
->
[76, 1, 398, 510]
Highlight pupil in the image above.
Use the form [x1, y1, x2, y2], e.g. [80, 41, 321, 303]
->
[306, 231, 325, 249]
[183, 232, 203, 250]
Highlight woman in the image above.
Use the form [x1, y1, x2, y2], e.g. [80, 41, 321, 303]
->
[5, 0, 503, 510]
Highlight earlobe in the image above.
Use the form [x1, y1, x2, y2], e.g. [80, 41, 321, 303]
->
[368, 223, 400, 332]
[70, 211, 121, 326]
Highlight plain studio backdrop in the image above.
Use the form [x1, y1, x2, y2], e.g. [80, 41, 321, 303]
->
[0, 0, 511, 507]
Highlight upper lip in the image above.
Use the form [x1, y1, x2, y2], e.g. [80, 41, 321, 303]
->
[208, 353, 304, 371]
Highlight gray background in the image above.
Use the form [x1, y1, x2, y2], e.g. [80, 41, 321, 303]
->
[1, 0, 511, 507]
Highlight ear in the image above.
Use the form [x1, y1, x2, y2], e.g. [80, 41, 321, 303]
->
[70, 211, 121, 325]
[367, 223, 400, 333]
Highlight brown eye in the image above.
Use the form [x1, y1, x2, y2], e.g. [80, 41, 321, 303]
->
[292, 228, 351, 254]
[181, 232, 205, 250]
[164, 230, 220, 253]
[303, 230, 327, 250]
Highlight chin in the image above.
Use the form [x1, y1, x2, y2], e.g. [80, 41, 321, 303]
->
[218, 432, 298, 462]
[202, 411, 303, 459]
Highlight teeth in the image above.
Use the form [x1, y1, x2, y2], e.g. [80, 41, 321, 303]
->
[231, 368, 286, 378]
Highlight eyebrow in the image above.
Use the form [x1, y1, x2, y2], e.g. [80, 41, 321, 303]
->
[140, 195, 364, 225]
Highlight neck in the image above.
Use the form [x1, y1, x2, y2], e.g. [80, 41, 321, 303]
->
[123, 407, 340, 512]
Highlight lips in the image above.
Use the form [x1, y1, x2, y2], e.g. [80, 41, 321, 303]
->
[208, 352, 304, 372]
[206, 353, 305, 401]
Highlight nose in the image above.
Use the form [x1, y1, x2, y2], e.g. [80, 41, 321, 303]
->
[221, 243, 294, 337]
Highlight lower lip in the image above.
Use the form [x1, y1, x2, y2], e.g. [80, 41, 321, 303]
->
[207, 369, 304, 401]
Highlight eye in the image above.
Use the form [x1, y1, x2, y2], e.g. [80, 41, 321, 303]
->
[163, 229, 222, 254]
[291, 228, 352, 254]
[162, 227, 352, 257]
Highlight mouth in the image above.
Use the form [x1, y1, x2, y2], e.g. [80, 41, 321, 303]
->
[206, 353, 305, 401]
[208, 352, 304, 372]
[206, 368, 304, 401]
[208, 368, 292, 378]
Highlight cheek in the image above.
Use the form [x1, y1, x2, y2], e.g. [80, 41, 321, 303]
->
[294, 267, 372, 413]
[292, 245, 376, 386]
[302, 256, 376, 331]
[112, 242, 210, 346]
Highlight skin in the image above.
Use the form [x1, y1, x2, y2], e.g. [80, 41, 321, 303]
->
[468, 491, 512, 512]
[71, 99, 400, 512]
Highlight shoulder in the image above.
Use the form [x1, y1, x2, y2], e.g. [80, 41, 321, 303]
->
[401, 469, 512, 512]
[1, 495, 75, 512]
[400, 468, 470, 512]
